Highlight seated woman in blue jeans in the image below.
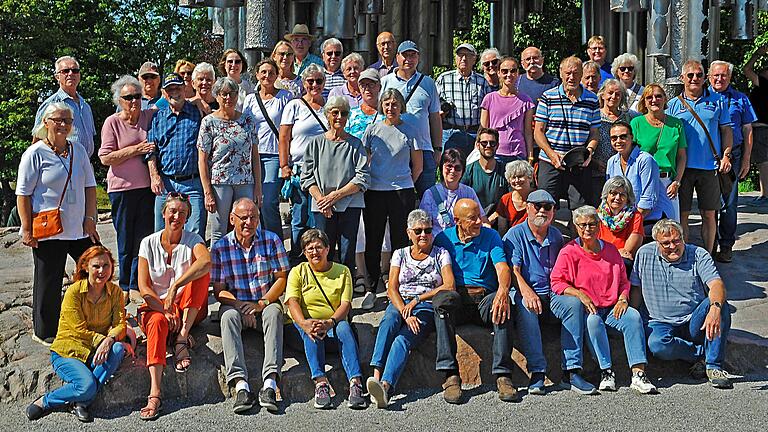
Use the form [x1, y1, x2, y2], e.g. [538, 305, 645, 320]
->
[367, 209, 455, 408]
[285, 229, 366, 410]
[26, 246, 129, 422]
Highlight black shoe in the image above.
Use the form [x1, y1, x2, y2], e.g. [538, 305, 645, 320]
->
[715, 246, 733, 263]
[70, 403, 92, 423]
[25, 398, 46, 421]
[233, 389, 255, 414]
[258, 387, 278, 413]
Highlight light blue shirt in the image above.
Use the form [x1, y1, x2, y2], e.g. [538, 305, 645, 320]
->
[34, 88, 96, 156]
[503, 222, 564, 295]
[606, 146, 674, 221]
[716, 85, 757, 149]
[380, 70, 440, 153]
[666, 89, 732, 170]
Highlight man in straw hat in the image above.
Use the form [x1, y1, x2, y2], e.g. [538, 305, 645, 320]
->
[285, 24, 323, 76]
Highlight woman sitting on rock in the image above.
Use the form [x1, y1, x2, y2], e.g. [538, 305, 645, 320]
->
[26, 246, 128, 423]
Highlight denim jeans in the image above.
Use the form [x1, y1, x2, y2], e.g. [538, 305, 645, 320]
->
[313, 208, 361, 272]
[109, 188, 155, 291]
[718, 147, 743, 248]
[414, 150, 437, 197]
[549, 293, 587, 371]
[210, 183, 254, 243]
[659, 177, 681, 222]
[584, 306, 648, 370]
[433, 290, 515, 376]
[43, 343, 125, 409]
[647, 298, 731, 370]
[294, 320, 362, 380]
[370, 302, 435, 388]
[512, 290, 559, 373]
[154, 176, 207, 237]
[289, 186, 315, 263]
[260, 154, 283, 239]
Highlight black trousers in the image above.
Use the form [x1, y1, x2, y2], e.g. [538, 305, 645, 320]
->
[32, 237, 95, 339]
[363, 189, 416, 291]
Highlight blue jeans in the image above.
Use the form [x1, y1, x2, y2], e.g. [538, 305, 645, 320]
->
[370, 302, 435, 388]
[154, 176, 207, 237]
[549, 293, 587, 371]
[718, 146, 742, 248]
[585, 306, 648, 369]
[512, 290, 559, 373]
[294, 320, 362, 380]
[109, 188, 154, 290]
[210, 183, 254, 243]
[289, 187, 315, 263]
[260, 154, 283, 239]
[313, 208, 361, 272]
[414, 150, 437, 197]
[43, 343, 125, 409]
[442, 129, 476, 158]
[647, 298, 731, 370]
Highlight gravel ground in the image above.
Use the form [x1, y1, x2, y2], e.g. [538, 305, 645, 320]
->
[7, 373, 768, 432]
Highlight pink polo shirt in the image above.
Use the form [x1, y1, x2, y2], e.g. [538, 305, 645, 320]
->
[98, 111, 153, 192]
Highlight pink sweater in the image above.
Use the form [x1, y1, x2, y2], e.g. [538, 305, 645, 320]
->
[550, 240, 629, 308]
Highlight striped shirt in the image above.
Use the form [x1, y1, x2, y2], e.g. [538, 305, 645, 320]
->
[323, 68, 346, 99]
[436, 70, 491, 127]
[210, 229, 290, 302]
[534, 84, 600, 162]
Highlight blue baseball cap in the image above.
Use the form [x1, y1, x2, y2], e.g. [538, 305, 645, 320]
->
[162, 73, 184, 89]
[397, 40, 419, 54]
[527, 189, 556, 204]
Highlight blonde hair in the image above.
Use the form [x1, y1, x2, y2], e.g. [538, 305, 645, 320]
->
[636, 83, 667, 114]
[32, 102, 74, 140]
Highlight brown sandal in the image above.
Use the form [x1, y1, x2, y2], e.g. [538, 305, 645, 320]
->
[173, 340, 191, 373]
[140, 395, 162, 421]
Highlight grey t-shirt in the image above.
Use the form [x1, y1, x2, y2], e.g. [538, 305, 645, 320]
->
[631, 243, 721, 325]
[362, 121, 419, 191]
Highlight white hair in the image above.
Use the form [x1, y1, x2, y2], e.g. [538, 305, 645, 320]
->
[480, 48, 501, 60]
[111, 75, 141, 106]
[301, 63, 325, 81]
[407, 209, 432, 228]
[324, 95, 350, 114]
[212, 77, 239, 97]
[192, 62, 215, 81]
[610, 53, 639, 78]
[341, 52, 365, 71]
[601, 176, 636, 207]
[321, 38, 343, 53]
[55, 55, 80, 72]
[652, 219, 684, 241]
[597, 78, 629, 110]
[572, 205, 598, 223]
[504, 160, 534, 183]
[710, 60, 734, 76]
[32, 102, 74, 139]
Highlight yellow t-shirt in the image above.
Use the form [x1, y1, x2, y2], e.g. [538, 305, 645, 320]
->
[285, 262, 352, 320]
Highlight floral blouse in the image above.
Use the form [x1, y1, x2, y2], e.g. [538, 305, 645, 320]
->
[197, 112, 259, 185]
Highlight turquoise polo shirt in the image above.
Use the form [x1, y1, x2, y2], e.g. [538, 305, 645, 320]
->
[434, 226, 506, 291]
[666, 89, 732, 170]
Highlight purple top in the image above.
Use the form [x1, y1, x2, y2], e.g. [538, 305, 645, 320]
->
[419, 183, 486, 235]
[480, 91, 535, 157]
[328, 82, 363, 108]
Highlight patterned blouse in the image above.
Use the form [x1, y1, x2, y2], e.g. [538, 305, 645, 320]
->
[197, 112, 259, 184]
[391, 245, 452, 298]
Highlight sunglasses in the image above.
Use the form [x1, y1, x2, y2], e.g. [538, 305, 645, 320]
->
[226, 59, 242, 64]
[325, 51, 342, 57]
[57, 68, 80, 75]
[444, 163, 464, 172]
[645, 94, 665, 100]
[167, 191, 189, 202]
[330, 110, 350, 117]
[306, 78, 324, 85]
[500, 68, 519, 74]
[141, 74, 158, 80]
[478, 140, 498, 148]
[218, 91, 238, 99]
[618, 66, 635, 72]
[532, 202, 554, 211]
[686, 72, 704, 79]
[412, 227, 433, 235]
[47, 117, 74, 125]
[275, 51, 294, 57]
[120, 93, 143, 101]
[610, 133, 631, 141]
[482, 59, 500, 68]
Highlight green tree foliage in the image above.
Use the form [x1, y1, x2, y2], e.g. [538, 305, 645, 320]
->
[0, 0, 212, 222]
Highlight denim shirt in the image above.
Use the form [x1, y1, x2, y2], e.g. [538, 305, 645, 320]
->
[606, 146, 674, 222]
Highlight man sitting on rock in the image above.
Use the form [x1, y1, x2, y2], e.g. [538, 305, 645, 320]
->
[211, 198, 290, 413]
[432, 199, 516, 403]
[631, 219, 733, 389]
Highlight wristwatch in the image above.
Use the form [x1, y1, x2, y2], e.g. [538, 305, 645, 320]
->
[259, 298, 270, 307]
[711, 301, 722, 309]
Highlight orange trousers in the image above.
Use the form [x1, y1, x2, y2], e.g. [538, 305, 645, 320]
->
[140, 274, 210, 367]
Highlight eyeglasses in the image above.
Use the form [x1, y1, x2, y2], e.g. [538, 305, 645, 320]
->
[232, 213, 257, 222]
[659, 237, 683, 248]
[47, 117, 74, 125]
[57, 68, 80, 75]
[275, 51, 294, 57]
[218, 91, 238, 99]
[411, 227, 433, 235]
[167, 192, 189, 202]
[482, 59, 500, 68]
[226, 59, 242, 64]
[610, 133, 630, 141]
[575, 222, 599, 229]
[306, 78, 324, 85]
[141, 74, 158, 80]
[456, 52, 475, 59]
[618, 66, 635, 72]
[443, 163, 463, 172]
[330, 110, 349, 117]
[686, 72, 704, 79]
[532, 202, 554, 212]
[325, 51, 342, 57]
[120, 93, 143, 101]
[478, 140, 498, 148]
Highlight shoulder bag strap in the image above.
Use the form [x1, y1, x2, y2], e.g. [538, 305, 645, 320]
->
[255, 87, 279, 136]
[55, 142, 74, 210]
[300, 97, 328, 132]
[677, 95, 721, 163]
[404, 73, 426, 105]
[307, 266, 336, 314]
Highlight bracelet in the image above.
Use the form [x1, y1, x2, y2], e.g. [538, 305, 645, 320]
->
[330, 317, 338, 327]
[85, 215, 97, 222]
[618, 298, 628, 304]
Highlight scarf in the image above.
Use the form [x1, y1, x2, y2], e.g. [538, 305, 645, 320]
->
[598, 201, 636, 232]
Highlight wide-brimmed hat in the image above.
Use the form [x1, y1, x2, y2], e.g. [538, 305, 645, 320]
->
[562, 147, 591, 168]
[285, 24, 316, 41]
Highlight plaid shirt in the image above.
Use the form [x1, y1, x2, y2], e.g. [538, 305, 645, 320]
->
[210, 229, 290, 302]
[323, 68, 346, 99]
[436, 70, 491, 128]
[534, 84, 600, 161]
[146, 101, 202, 177]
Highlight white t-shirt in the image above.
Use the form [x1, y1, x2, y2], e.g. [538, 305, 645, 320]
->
[243, 89, 293, 155]
[138, 230, 205, 299]
[280, 98, 328, 166]
[15, 141, 96, 241]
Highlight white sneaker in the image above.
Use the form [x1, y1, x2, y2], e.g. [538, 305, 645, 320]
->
[599, 369, 616, 391]
[630, 371, 658, 394]
[361, 292, 376, 310]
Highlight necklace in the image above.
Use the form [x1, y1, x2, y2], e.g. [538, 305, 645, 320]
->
[646, 113, 665, 127]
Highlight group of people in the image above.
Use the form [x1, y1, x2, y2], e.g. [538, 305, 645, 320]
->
[17, 24, 758, 421]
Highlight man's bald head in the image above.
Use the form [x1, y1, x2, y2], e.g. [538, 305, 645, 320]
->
[454, 198, 479, 219]
[453, 199, 483, 240]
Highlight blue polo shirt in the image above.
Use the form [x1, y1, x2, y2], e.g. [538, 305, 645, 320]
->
[666, 89, 732, 170]
[631, 242, 721, 325]
[534, 84, 600, 161]
[380, 70, 440, 152]
[715, 86, 757, 149]
[502, 222, 564, 295]
[34, 88, 96, 157]
[434, 226, 506, 291]
[146, 101, 202, 177]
